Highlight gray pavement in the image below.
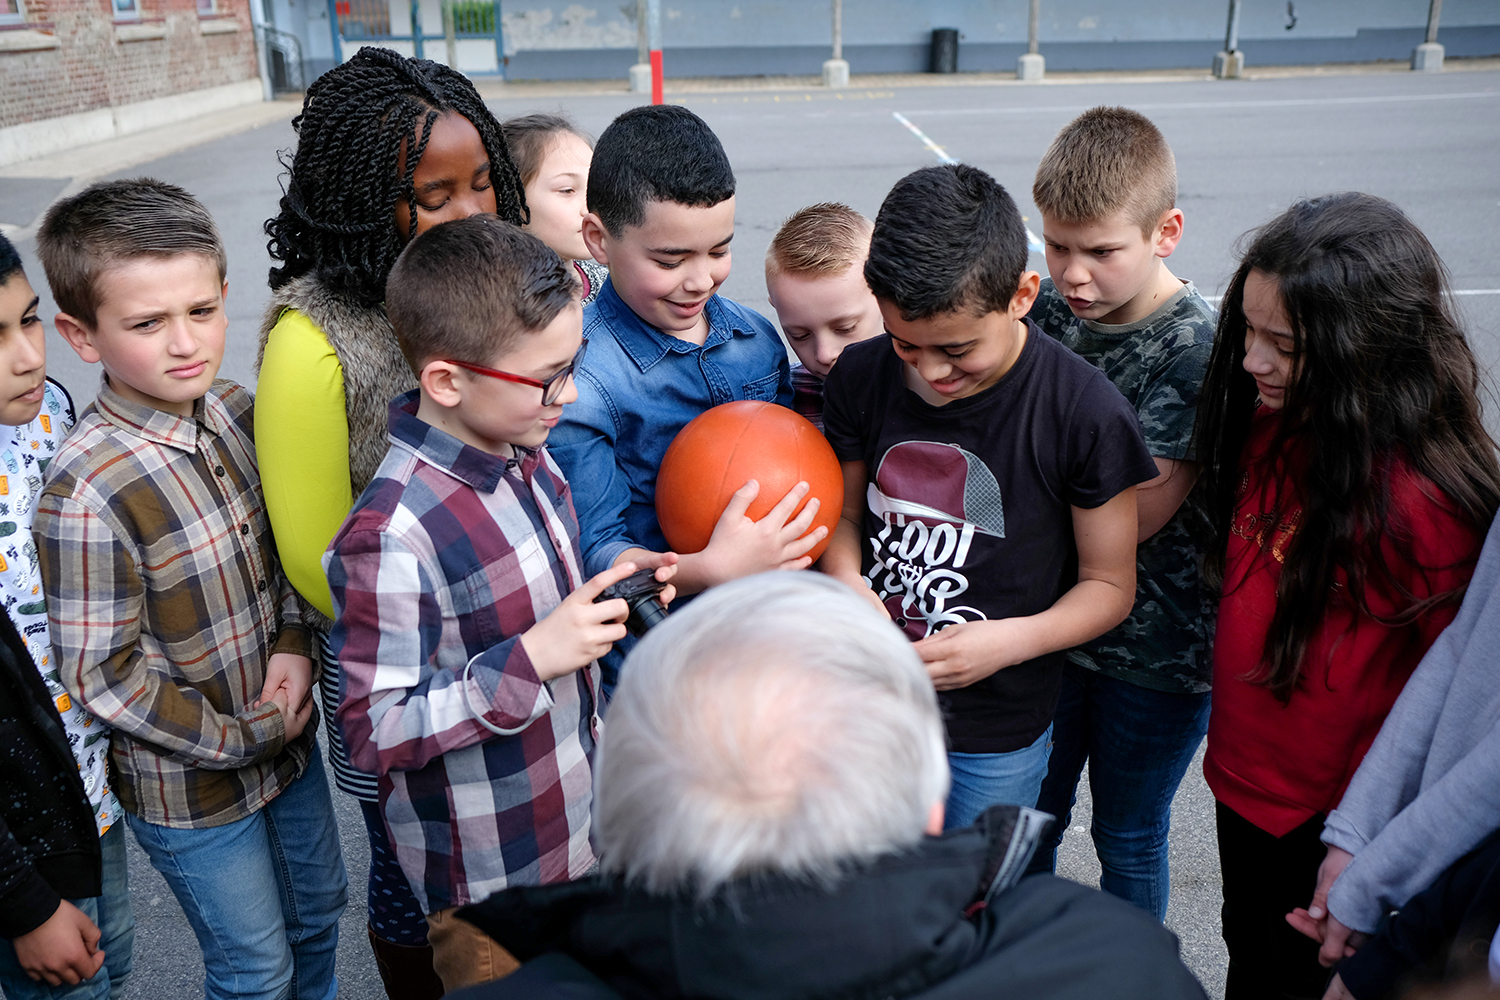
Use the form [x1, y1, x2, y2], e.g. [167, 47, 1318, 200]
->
[2, 62, 1498, 1000]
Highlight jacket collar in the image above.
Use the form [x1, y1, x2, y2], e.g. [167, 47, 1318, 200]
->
[592, 279, 758, 375]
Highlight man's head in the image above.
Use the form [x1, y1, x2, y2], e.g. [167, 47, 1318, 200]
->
[387, 214, 583, 456]
[864, 165, 1040, 401]
[38, 179, 228, 416]
[1032, 106, 1184, 325]
[595, 572, 950, 896]
[0, 234, 48, 426]
[765, 203, 883, 380]
[581, 105, 736, 339]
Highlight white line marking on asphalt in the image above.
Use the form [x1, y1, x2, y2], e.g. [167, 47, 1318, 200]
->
[900, 90, 1500, 118]
[891, 111, 1046, 252]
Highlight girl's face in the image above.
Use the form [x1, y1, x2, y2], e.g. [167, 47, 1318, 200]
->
[1241, 268, 1297, 411]
[521, 132, 592, 261]
[394, 113, 497, 241]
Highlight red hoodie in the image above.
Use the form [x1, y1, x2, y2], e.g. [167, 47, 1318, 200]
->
[1205, 409, 1483, 836]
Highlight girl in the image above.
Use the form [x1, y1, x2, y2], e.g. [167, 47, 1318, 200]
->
[502, 113, 609, 305]
[257, 47, 527, 999]
[1193, 192, 1500, 999]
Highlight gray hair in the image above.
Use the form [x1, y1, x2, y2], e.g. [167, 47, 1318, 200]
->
[594, 572, 950, 896]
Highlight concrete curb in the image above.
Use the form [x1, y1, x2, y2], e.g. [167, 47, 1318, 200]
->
[0, 78, 266, 169]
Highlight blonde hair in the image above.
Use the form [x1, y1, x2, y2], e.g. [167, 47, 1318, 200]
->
[765, 202, 872, 282]
[1032, 106, 1177, 237]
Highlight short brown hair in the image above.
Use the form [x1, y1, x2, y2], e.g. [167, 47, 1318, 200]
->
[386, 214, 577, 373]
[765, 203, 873, 283]
[1032, 106, 1177, 236]
[503, 112, 593, 187]
[36, 178, 226, 330]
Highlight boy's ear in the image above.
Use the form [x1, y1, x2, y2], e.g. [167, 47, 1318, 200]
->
[419, 360, 465, 409]
[580, 214, 610, 266]
[1008, 270, 1042, 318]
[1152, 209, 1185, 260]
[53, 313, 102, 364]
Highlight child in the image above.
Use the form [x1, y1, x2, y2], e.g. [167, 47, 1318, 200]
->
[503, 112, 610, 306]
[1023, 106, 1217, 920]
[548, 104, 821, 683]
[258, 47, 528, 996]
[820, 163, 1159, 828]
[325, 216, 672, 994]
[1193, 192, 1500, 998]
[34, 179, 347, 1000]
[764, 202, 885, 431]
[0, 235, 132, 1000]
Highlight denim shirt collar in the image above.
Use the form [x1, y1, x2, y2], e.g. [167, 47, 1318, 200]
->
[386, 390, 540, 493]
[592, 278, 760, 374]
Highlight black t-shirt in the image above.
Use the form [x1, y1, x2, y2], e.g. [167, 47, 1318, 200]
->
[823, 323, 1158, 753]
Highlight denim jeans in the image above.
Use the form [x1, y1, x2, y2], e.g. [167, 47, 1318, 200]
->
[1029, 664, 1210, 921]
[128, 749, 348, 1000]
[0, 822, 134, 1000]
[943, 724, 1053, 830]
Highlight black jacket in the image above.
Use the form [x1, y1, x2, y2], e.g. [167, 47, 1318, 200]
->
[459, 807, 1207, 1000]
[0, 609, 102, 939]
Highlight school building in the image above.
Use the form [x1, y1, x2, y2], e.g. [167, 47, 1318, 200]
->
[3, 0, 1498, 167]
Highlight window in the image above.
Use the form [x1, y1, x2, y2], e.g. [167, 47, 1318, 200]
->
[0, 0, 23, 24]
[196, 0, 215, 14]
[113, 0, 139, 18]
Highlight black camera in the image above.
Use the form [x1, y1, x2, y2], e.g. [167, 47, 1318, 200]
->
[594, 567, 670, 636]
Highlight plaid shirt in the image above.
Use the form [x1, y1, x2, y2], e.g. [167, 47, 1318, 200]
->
[790, 363, 826, 432]
[35, 378, 314, 829]
[326, 392, 600, 915]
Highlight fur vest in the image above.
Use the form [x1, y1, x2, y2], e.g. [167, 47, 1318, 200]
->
[257, 275, 416, 633]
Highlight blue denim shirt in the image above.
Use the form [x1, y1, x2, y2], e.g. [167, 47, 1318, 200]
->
[548, 278, 791, 575]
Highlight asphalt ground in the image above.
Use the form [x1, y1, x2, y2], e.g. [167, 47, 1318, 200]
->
[2, 62, 1499, 999]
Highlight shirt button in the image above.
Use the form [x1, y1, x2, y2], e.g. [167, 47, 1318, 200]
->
[214, 465, 225, 477]
[257, 579, 267, 592]
[240, 523, 250, 536]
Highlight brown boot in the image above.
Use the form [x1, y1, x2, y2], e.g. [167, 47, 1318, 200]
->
[368, 923, 446, 1000]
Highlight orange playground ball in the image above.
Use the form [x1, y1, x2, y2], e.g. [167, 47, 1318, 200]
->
[655, 401, 843, 562]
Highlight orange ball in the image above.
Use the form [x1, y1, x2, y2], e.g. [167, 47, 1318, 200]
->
[655, 401, 843, 562]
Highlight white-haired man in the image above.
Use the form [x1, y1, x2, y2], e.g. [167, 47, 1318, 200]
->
[454, 573, 1207, 999]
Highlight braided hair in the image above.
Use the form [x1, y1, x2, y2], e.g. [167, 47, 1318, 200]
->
[265, 47, 528, 306]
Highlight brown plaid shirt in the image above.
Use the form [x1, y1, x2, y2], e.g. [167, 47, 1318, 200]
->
[36, 378, 314, 829]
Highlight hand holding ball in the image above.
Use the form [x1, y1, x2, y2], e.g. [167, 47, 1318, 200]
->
[655, 402, 843, 562]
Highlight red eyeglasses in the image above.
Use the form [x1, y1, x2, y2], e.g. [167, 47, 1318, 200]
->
[445, 341, 588, 406]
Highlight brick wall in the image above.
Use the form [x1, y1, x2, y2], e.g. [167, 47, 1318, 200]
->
[0, 0, 257, 129]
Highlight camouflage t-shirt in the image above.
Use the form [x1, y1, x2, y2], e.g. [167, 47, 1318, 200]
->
[1030, 277, 1216, 694]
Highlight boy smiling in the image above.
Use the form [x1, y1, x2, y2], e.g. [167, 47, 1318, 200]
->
[820, 164, 1158, 829]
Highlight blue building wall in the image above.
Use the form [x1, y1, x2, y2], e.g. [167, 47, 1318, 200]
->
[495, 0, 1500, 79]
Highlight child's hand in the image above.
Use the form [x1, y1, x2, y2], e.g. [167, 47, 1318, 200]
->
[13, 900, 105, 986]
[914, 620, 1026, 690]
[691, 480, 826, 589]
[521, 562, 646, 682]
[1286, 845, 1363, 966]
[257, 653, 314, 715]
[826, 571, 890, 619]
[268, 683, 315, 741]
[622, 549, 680, 607]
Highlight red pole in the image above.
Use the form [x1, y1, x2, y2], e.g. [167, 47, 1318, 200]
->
[650, 48, 663, 104]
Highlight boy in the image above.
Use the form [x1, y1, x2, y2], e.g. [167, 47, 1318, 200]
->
[1024, 107, 1217, 921]
[764, 202, 886, 431]
[0, 234, 132, 1000]
[819, 164, 1158, 828]
[33, 179, 347, 1000]
[326, 216, 665, 993]
[550, 104, 821, 606]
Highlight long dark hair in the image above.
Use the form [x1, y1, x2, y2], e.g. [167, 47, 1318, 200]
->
[265, 47, 527, 306]
[1195, 192, 1500, 701]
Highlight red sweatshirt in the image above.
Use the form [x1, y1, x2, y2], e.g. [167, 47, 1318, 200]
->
[1204, 409, 1483, 837]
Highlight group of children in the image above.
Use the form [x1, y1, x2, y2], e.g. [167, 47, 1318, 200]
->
[1, 44, 1497, 1000]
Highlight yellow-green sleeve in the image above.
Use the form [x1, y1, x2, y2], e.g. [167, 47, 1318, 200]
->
[255, 309, 351, 621]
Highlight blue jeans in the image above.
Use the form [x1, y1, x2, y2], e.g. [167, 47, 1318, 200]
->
[943, 724, 1053, 830]
[128, 749, 348, 1000]
[1029, 664, 1210, 921]
[0, 822, 134, 1000]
